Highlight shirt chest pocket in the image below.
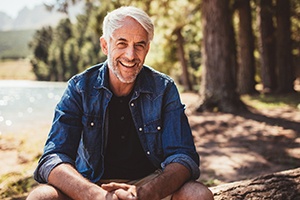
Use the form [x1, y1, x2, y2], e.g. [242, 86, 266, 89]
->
[143, 119, 162, 134]
[143, 119, 163, 157]
[81, 114, 103, 152]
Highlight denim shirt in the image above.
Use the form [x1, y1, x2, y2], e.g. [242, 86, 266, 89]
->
[34, 62, 200, 183]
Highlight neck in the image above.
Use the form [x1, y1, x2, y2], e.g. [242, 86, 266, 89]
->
[109, 71, 135, 97]
[110, 82, 134, 97]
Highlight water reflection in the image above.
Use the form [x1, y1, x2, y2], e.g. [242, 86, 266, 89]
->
[0, 80, 66, 135]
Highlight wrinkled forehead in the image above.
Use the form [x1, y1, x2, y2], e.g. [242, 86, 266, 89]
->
[110, 17, 149, 43]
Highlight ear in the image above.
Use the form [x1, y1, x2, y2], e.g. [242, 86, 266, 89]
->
[100, 37, 108, 55]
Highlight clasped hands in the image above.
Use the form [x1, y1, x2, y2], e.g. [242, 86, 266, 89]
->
[101, 182, 138, 200]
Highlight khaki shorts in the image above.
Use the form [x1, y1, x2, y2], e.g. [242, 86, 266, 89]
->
[98, 170, 172, 200]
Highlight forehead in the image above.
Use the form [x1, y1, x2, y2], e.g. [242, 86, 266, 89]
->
[111, 17, 148, 42]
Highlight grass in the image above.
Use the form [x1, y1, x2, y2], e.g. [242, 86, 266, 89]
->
[0, 29, 35, 59]
[0, 59, 36, 80]
[0, 173, 37, 200]
[242, 92, 300, 109]
[0, 131, 45, 199]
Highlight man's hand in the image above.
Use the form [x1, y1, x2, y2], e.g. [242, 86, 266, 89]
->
[48, 163, 121, 200]
[101, 182, 138, 200]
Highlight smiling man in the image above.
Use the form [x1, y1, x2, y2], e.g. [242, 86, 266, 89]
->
[27, 6, 213, 200]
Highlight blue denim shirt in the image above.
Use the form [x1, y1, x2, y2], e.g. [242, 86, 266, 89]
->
[34, 62, 200, 183]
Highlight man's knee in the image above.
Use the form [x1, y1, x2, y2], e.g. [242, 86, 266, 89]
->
[172, 181, 214, 200]
[27, 184, 71, 200]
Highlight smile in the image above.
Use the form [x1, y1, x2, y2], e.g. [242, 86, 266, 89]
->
[119, 61, 137, 68]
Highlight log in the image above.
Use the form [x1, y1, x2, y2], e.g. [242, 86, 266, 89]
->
[210, 167, 300, 200]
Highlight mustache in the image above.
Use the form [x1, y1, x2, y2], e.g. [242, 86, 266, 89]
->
[117, 58, 141, 63]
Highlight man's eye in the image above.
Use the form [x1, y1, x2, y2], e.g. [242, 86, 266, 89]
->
[135, 44, 145, 50]
[117, 43, 127, 48]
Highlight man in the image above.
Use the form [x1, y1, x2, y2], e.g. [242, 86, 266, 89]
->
[27, 6, 213, 200]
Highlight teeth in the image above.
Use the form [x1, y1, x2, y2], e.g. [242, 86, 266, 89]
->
[121, 62, 135, 68]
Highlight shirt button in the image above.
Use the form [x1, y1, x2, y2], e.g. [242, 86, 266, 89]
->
[157, 126, 161, 131]
[120, 116, 125, 120]
[131, 103, 135, 107]
[121, 136, 125, 140]
[139, 127, 143, 132]
[90, 122, 94, 127]
[147, 151, 150, 155]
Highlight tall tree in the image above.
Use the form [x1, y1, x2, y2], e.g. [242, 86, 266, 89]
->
[29, 26, 53, 81]
[276, 0, 295, 93]
[257, 0, 277, 93]
[174, 26, 193, 91]
[236, 0, 257, 94]
[197, 0, 246, 113]
[149, 0, 196, 91]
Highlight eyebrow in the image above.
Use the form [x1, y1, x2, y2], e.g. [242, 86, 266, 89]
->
[116, 37, 148, 46]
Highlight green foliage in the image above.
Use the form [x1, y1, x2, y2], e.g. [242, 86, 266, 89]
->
[0, 173, 37, 199]
[242, 92, 300, 109]
[291, 0, 300, 58]
[0, 29, 35, 59]
[29, 26, 53, 80]
[29, 0, 300, 85]
[29, 11, 104, 81]
[29, 0, 205, 82]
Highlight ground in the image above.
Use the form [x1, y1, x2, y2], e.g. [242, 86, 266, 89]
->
[181, 93, 300, 185]
[0, 92, 299, 199]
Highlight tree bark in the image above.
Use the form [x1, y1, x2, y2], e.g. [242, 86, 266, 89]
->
[210, 167, 300, 200]
[197, 0, 246, 113]
[257, 0, 277, 93]
[236, 0, 257, 95]
[174, 27, 193, 91]
[276, 0, 295, 93]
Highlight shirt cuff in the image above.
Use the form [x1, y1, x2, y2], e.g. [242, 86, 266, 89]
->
[161, 153, 200, 180]
[34, 153, 75, 183]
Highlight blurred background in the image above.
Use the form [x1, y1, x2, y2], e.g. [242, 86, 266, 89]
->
[0, 0, 299, 199]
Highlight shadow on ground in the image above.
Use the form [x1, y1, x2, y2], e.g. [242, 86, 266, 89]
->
[189, 108, 300, 185]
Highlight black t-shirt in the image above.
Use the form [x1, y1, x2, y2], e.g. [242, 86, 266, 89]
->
[102, 92, 156, 180]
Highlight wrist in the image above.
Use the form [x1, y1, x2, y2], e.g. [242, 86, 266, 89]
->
[137, 185, 160, 200]
[85, 183, 107, 200]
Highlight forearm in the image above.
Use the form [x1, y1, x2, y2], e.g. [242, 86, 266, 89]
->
[48, 163, 108, 200]
[137, 162, 191, 200]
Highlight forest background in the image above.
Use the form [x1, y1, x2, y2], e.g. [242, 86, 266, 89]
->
[26, 0, 300, 112]
[0, 0, 299, 199]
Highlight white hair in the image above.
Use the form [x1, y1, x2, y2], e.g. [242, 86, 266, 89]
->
[102, 6, 154, 42]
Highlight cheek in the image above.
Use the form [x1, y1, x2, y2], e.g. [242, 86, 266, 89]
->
[110, 48, 124, 58]
[137, 51, 148, 60]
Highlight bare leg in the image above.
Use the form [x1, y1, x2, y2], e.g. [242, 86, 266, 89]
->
[26, 184, 72, 200]
[172, 181, 214, 200]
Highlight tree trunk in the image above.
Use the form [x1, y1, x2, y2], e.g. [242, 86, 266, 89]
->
[276, 0, 295, 93]
[257, 0, 277, 93]
[197, 0, 246, 113]
[174, 27, 193, 91]
[236, 0, 257, 95]
[210, 167, 300, 200]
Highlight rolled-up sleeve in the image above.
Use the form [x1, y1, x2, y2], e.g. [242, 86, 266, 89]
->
[34, 153, 75, 183]
[34, 79, 83, 183]
[161, 154, 200, 180]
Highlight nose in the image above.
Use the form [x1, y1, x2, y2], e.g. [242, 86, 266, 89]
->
[125, 45, 135, 60]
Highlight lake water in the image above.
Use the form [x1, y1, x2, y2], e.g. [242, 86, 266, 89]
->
[0, 80, 67, 135]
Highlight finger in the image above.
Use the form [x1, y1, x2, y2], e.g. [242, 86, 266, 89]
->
[101, 184, 113, 192]
[105, 191, 119, 200]
[115, 189, 138, 200]
[101, 182, 131, 191]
